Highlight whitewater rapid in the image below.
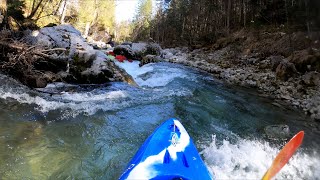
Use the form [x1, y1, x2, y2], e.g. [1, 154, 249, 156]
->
[0, 61, 319, 179]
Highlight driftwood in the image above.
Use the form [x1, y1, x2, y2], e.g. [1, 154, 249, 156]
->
[0, 35, 70, 88]
[0, 41, 69, 62]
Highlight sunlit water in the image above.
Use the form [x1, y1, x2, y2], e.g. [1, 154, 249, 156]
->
[0, 61, 319, 179]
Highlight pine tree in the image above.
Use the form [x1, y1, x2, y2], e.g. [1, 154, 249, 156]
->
[132, 0, 153, 40]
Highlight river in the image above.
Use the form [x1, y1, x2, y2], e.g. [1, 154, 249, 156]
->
[0, 61, 319, 179]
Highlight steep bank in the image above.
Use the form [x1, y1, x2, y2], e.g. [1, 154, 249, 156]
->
[160, 30, 320, 121]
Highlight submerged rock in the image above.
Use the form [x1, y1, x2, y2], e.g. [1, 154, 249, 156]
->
[264, 125, 290, 140]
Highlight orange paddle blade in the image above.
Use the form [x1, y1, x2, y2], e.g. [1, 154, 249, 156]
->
[262, 131, 304, 180]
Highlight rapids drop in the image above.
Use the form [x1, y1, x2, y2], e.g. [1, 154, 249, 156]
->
[0, 61, 319, 179]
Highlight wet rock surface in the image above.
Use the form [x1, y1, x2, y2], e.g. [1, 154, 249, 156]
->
[24, 25, 135, 86]
[264, 124, 291, 140]
[113, 42, 162, 61]
[139, 55, 162, 67]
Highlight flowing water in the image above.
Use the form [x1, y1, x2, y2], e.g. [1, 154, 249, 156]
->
[0, 61, 319, 179]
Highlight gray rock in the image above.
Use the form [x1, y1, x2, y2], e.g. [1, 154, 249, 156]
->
[276, 60, 298, 81]
[114, 44, 134, 59]
[264, 125, 290, 140]
[25, 25, 136, 85]
[268, 55, 284, 71]
[289, 49, 320, 73]
[114, 42, 162, 60]
[121, 41, 133, 47]
[140, 55, 163, 67]
[302, 71, 320, 86]
[245, 80, 257, 87]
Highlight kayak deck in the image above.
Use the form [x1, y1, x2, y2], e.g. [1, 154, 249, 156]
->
[119, 118, 214, 180]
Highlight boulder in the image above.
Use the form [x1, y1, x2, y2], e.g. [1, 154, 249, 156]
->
[264, 124, 290, 140]
[161, 49, 175, 59]
[26, 25, 135, 85]
[121, 42, 133, 47]
[306, 95, 320, 121]
[302, 71, 320, 86]
[276, 60, 298, 81]
[113, 42, 162, 60]
[145, 43, 162, 56]
[268, 55, 284, 71]
[140, 55, 163, 67]
[113, 45, 134, 59]
[24, 74, 48, 88]
[289, 49, 320, 73]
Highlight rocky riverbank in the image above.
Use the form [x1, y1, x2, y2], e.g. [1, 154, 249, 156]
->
[159, 30, 320, 121]
[0, 25, 136, 88]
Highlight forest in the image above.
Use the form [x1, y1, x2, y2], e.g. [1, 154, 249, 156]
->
[143, 0, 320, 46]
[0, 0, 115, 41]
[0, 0, 319, 46]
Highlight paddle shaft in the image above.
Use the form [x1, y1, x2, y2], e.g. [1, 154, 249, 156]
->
[262, 131, 304, 180]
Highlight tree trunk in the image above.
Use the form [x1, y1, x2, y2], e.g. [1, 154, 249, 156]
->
[60, 0, 67, 24]
[0, 0, 7, 25]
[83, 0, 98, 38]
[304, 0, 310, 34]
[243, 0, 246, 27]
[227, 0, 231, 34]
[27, 0, 45, 19]
[84, 22, 90, 38]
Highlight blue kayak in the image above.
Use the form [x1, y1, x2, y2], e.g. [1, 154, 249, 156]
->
[119, 118, 214, 180]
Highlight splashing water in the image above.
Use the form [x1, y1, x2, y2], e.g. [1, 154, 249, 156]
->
[0, 62, 193, 116]
[202, 135, 320, 179]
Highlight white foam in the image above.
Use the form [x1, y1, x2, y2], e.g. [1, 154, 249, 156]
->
[0, 83, 190, 117]
[0, 63, 193, 116]
[115, 61, 154, 80]
[202, 135, 320, 179]
[116, 61, 190, 87]
[0, 88, 130, 116]
[58, 90, 128, 102]
[0, 91, 71, 113]
[45, 82, 77, 88]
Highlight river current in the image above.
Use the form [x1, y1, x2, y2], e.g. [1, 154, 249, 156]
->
[0, 61, 319, 179]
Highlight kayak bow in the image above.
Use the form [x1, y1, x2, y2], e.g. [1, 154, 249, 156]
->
[119, 118, 214, 180]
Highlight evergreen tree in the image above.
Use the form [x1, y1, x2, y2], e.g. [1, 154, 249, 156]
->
[140, 0, 320, 46]
[132, 0, 153, 40]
